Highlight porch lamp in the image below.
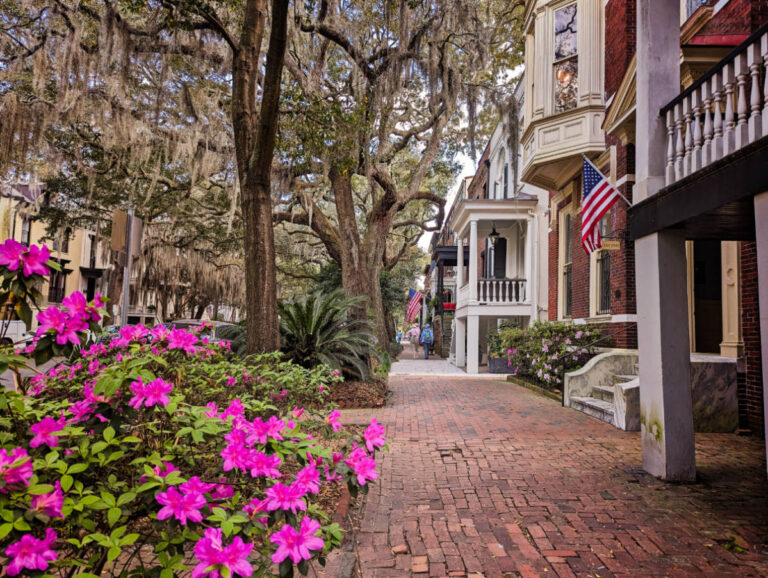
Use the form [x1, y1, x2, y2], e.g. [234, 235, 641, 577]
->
[489, 224, 500, 246]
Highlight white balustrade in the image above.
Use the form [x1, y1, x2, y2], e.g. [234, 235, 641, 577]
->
[476, 278, 527, 304]
[457, 284, 470, 307]
[663, 28, 768, 187]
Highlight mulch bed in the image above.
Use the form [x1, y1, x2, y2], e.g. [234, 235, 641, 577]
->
[330, 379, 389, 409]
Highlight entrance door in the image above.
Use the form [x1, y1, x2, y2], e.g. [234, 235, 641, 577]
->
[692, 240, 723, 353]
[86, 278, 96, 302]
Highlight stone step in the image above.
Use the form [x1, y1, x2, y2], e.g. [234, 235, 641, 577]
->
[592, 385, 615, 402]
[613, 374, 638, 384]
[570, 396, 615, 425]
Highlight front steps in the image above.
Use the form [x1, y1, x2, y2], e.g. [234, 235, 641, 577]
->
[564, 351, 641, 431]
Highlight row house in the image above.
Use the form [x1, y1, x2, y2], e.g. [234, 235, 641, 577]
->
[521, 0, 767, 479]
[429, 83, 551, 374]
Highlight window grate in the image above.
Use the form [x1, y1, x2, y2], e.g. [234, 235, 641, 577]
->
[597, 250, 611, 315]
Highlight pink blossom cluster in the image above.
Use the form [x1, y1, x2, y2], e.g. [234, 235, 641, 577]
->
[36, 291, 103, 346]
[345, 445, 379, 486]
[0, 239, 51, 277]
[0, 447, 33, 492]
[3, 528, 58, 576]
[270, 517, 325, 564]
[128, 377, 173, 409]
[192, 527, 253, 578]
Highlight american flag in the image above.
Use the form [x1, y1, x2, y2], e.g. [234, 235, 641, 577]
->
[406, 289, 422, 322]
[581, 157, 620, 254]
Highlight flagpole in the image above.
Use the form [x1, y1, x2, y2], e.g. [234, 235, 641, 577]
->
[581, 153, 632, 207]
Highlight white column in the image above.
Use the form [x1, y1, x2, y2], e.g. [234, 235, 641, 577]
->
[635, 0, 681, 203]
[469, 221, 478, 303]
[528, 215, 538, 325]
[467, 315, 479, 374]
[754, 192, 768, 474]
[455, 317, 466, 368]
[525, 218, 533, 303]
[636, 231, 695, 481]
[635, 0, 694, 482]
[456, 238, 464, 290]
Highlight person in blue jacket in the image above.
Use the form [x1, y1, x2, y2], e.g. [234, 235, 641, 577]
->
[420, 323, 434, 360]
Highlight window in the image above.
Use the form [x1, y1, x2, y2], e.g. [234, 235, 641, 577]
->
[685, 0, 707, 19]
[596, 250, 611, 315]
[562, 213, 573, 318]
[47, 265, 67, 303]
[503, 163, 509, 198]
[554, 4, 578, 113]
[53, 228, 71, 253]
[20, 218, 30, 246]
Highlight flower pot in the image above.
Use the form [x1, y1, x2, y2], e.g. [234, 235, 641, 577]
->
[488, 356, 510, 374]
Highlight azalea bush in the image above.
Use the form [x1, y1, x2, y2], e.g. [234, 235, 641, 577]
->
[499, 321, 600, 390]
[0, 240, 387, 577]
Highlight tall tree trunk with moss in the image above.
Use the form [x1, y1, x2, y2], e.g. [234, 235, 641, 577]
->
[232, 0, 289, 353]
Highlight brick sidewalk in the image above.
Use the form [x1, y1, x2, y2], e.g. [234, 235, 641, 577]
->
[339, 376, 768, 577]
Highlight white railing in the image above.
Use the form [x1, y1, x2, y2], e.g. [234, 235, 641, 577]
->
[663, 24, 768, 187]
[477, 278, 526, 304]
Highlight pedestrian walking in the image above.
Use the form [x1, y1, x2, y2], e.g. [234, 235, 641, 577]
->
[405, 323, 420, 359]
[420, 323, 434, 360]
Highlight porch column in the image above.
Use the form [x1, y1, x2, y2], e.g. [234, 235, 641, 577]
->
[469, 220, 478, 303]
[467, 315, 479, 374]
[525, 217, 534, 304]
[635, 0, 694, 481]
[528, 215, 538, 324]
[456, 238, 464, 290]
[455, 317, 466, 367]
[720, 241, 743, 357]
[754, 191, 768, 473]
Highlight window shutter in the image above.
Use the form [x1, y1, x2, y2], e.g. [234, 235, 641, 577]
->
[493, 238, 507, 278]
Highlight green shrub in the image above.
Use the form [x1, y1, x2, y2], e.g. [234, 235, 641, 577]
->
[499, 321, 600, 390]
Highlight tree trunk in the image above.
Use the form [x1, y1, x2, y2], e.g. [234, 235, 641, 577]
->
[232, 0, 288, 354]
[106, 252, 123, 326]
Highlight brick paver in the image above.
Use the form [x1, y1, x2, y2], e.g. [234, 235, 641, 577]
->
[341, 376, 768, 577]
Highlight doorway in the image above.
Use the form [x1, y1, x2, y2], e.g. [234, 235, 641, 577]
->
[691, 240, 722, 353]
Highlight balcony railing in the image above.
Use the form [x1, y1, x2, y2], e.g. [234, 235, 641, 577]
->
[478, 278, 526, 304]
[457, 279, 528, 307]
[661, 21, 768, 187]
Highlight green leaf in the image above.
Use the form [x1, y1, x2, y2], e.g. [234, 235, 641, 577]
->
[108, 507, 121, 527]
[13, 517, 30, 531]
[60, 475, 74, 492]
[28, 484, 55, 495]
[107, 545, 121, 562]
[116, 492, 136, 507]
[120, 533, 140, 547]
[103, 426, 115, 443]
[0, 523, 12, 541]
[100, 491, 116, 507]
[67, 463, 88, 474]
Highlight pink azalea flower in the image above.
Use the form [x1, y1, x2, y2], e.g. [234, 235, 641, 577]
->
[22, 244, 51, 277]
[180, 476, 217, 496]
[270, 517, 325, 564]
[292, 407, 304, 419]
[294, 464, 321, 494]
[205, 402, 219, 418]
[220, 399, 244, 420]
[156, 486, 206, 525]
[150, 325, 170, 341]
[30, 481, 64, 518]
[226, 376, 236, 387]
[323, 464, 342, 482]
[192, 527, 253, 578]
[265, 482, 307, 513]
[67, 400, 93, 423]
[210, 479, 234, 501]
[249, 451, 282, 479]
[167, 329, 198, 354]
[245, 418, 271, 445]
[350, 455, 378, 486]
[0, 448, 33, 492]
[266, 416, 285, 440]
[318, 384, 325, 393]
[128, 377, 172, 408]
[0, 239, 25, 272]
[153, 461, 179, 478]
[221, 443, 253, 473]
[224, 425, 247, 446]
[243, 497, 269, 518]
[326, 409, 342, 433]
[4, 528, 58, 576]
[332, 452, 343, 464]
[364, 418, 386, 452]
[29, 413, 67, 448]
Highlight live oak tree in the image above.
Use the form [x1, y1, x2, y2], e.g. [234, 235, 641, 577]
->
[0, 0, 289, 353]
[273, 0, 523, 350]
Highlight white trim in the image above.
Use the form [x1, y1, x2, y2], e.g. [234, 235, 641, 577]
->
[611, 314, 637, 323]
[714, 0, 731, 15]
[615, 174, 635, 187]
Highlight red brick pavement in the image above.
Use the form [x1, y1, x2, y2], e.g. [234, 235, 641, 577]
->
[339, 376, 768, 577]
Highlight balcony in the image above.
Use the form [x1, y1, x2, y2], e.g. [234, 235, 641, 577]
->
[630, 22, 768, 241]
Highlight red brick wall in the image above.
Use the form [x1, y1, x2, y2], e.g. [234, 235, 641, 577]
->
[605, 0, 636, 99]
[739, 241, 764, 436]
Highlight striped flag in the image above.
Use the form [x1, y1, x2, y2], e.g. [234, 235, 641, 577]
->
[406, 289, 422, 322]
[581, 156, 620, 254]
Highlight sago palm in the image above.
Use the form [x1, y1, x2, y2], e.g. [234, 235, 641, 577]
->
[279, 290, 375, 378]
